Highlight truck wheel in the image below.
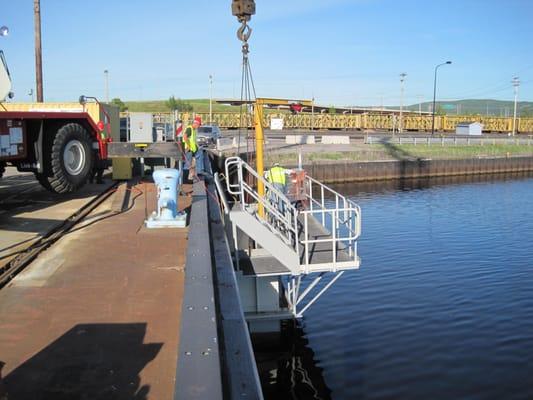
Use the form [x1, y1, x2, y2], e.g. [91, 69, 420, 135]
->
[0, 162, 5, 179]
[34, 172, 54, 191]
[46, 123, 94, 193]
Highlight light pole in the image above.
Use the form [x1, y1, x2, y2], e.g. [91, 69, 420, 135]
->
[209, 74, 213, 124]
[34, 0, 43, 102]
[512, 76, 520, 136]
[431, 61, 451, 135]
[311, 95, 315, 130]
[399, 72, 407, 133]
[104, 69, 109, 103]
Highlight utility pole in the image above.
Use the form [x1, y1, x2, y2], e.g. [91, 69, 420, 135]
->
[311, 95, 315, 130]
[399, 72, 407, 133]
[512, 76, 520, 136]
[34, 0, 43, 102]
[209, 74, 213, 124]
[104, 69, 109, 102]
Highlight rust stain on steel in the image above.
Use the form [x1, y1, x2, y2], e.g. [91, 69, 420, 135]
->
[0, 181, 191, 400]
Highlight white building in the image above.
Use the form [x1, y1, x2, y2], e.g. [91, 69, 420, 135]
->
[456, 122, 483, 135]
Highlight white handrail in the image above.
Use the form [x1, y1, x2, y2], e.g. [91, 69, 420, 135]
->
[223, 157, 361, 271]
[225, 157, 300, 251]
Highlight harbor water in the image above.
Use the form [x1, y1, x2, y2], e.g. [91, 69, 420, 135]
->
[257, 172, 533, 400]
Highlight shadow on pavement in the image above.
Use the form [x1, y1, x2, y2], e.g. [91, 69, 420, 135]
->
[0, 323, 162, 400]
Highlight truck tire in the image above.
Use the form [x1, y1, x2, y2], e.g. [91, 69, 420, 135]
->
[41, 123, 95, 193]
[34, 172, 54, 191]
[0, 162, 5, 179]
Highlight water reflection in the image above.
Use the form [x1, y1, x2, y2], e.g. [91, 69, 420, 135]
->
[254, 322, 332, 400]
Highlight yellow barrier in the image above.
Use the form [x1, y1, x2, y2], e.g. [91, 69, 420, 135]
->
[132, 111, 533, 134]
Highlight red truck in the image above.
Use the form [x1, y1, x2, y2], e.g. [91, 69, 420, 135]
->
[0, 51, 119, 193]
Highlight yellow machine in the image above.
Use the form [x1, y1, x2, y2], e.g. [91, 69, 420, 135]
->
[112, 158, 133, 180]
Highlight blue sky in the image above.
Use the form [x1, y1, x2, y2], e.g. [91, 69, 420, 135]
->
[1, 0, 532, 106]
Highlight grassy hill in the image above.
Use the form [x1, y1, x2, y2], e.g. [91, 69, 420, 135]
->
[122, 98, 533, 117]
[124, 99, 239, 113]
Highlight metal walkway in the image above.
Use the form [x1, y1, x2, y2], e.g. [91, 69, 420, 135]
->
[214, 156, 362, 319]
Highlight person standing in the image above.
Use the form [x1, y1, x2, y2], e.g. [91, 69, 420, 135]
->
[266, 162, 288, 212]
[183, 116, 205, 176]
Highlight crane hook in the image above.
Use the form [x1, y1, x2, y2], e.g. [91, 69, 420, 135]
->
[237, 21, 252, 43]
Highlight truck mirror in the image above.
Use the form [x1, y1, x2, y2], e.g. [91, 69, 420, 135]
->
[79, 95, 87, 105]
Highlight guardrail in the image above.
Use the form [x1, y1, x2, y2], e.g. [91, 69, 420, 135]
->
[366, 135, 533, 146]
[223, 157, 361, 271]
[301, 175, 362, 272]
[225, 156, 300, 250]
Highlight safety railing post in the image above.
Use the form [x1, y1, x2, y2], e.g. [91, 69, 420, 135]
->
[335, 196, 339, 237]
[304, 214, 309, 274]
[332, 210, 337, 269]
[310, 181, 314, 212]
[321, 185, 325, 225]
[348, 208, 353, 257]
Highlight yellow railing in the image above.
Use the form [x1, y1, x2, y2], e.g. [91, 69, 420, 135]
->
[128, 111, 533, 134]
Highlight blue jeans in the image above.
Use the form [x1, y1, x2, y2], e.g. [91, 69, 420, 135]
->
[194, 149, 205, 175]
[185, 150, 205, 175]
[270, 182, 286, 214]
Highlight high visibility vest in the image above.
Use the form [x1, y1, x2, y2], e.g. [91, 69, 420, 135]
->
[267, 166, 286, 185]
[184, 125, 198, 153]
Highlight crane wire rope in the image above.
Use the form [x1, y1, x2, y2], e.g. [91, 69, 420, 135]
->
[237, 20, 258, 169]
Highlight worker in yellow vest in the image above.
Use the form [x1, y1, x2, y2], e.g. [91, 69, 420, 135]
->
[266, 162, 288, 213]
[183, 116, 205, 176]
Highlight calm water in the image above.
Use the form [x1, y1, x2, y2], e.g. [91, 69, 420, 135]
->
[257, 173, 533, 400]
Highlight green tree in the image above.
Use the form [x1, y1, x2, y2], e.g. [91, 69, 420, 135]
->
[165, 96, 193, 112]
[110, 97, 128, 112]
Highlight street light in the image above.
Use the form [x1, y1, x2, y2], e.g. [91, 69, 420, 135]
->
[399, 72, 407, 134]
[512, 76, 520, 136]
[0, 26, 9, 37]
[103, 69, 109, 103]
[209, 74, 213, 124]
[431, 61, 452, 135]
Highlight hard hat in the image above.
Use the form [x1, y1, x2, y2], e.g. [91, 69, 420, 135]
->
[273, 162, 280, 167]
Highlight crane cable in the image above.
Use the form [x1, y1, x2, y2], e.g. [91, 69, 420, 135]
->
[237, 20, 257, 168]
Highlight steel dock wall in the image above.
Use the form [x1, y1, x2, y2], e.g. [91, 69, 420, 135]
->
[291, 156, 533, 183]
[175, 172, 262, 399]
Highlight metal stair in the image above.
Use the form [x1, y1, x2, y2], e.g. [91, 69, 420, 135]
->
[229, 209, 299, 275]
[214, 156, 363, 320]
[221, 157, 361, 276]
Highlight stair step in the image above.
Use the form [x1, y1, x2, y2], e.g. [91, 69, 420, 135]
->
[229, 210, 299, 275]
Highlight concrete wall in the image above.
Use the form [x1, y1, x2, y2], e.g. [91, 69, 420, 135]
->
[211, 153, 533, 184]
[296, 156, 533, 183]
